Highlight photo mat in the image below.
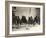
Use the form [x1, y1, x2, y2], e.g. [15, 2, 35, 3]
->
[9, 3, 43, 35]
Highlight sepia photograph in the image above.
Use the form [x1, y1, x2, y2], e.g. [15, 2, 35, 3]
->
[12, 7, 40, 31]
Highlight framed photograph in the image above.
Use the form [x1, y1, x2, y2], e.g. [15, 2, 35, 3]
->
[5, 1, 45, 37]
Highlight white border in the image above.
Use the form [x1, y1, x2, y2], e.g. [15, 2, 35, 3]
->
[9, 3, 43, 34]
